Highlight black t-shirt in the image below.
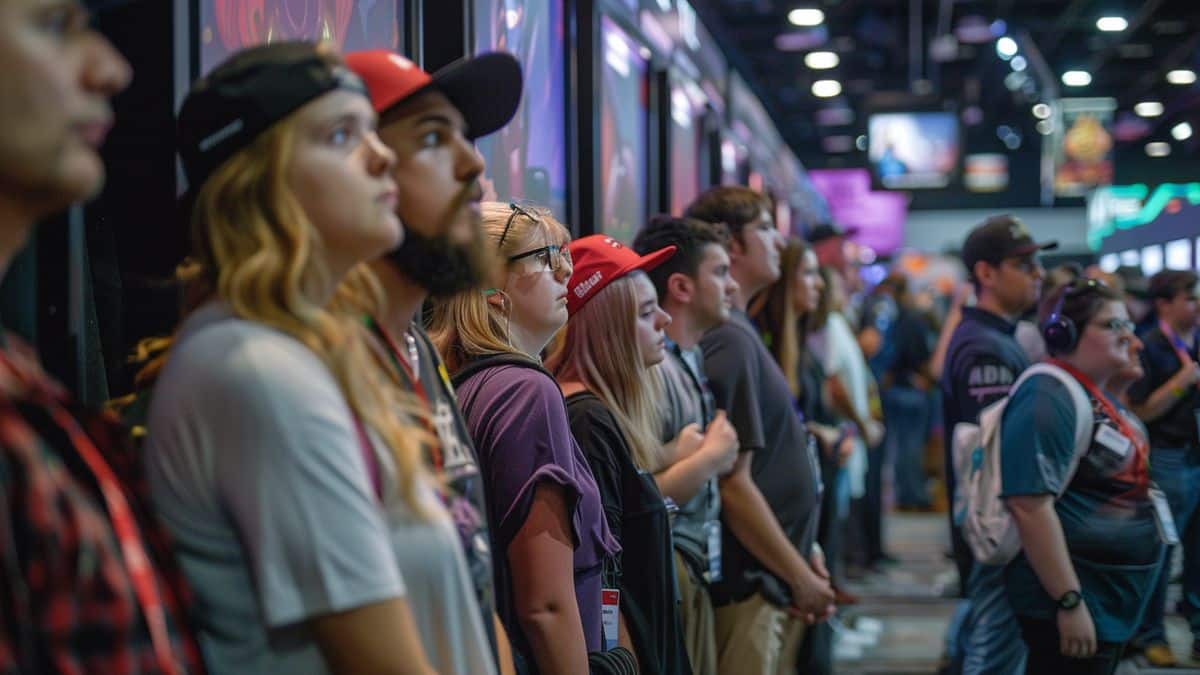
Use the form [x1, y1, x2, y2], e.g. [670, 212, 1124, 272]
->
[1128, 326, 1200, 450]
[566, 392, 691, 675]
[700, 310, 823, 607]
[888, 308, 933, 388]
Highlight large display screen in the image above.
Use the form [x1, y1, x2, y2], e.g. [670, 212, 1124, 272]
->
[669, 73, 705, 215]
[473, 0, 568, 221]
[599, 16, 649, 244]
[867, 112, 959, 190]
[200, 1, 402, 76]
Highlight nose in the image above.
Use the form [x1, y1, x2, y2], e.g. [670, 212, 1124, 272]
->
[457, 135, 485, 182]
[656, 307, 672, 329]
[365, 131, 397, 176]
[554, 257, 573, 283]
[83, 31, 133, 97]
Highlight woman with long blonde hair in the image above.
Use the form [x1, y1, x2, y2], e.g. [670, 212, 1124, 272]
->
[429, 203, 631, 674]
[545, 235, 691, 675]
[144, 43, 493, 675]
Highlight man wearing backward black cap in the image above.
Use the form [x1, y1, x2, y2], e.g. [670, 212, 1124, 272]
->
[0, 1, 202, 672]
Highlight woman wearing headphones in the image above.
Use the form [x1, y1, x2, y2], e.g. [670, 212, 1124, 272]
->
[1002, 279, 1166, 675]
[430, 204, 632, 674]
[144, 43, 492, 674]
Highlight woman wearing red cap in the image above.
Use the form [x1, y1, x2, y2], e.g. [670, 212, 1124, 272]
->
[430, 204, 633, 674]
[545, 235, 693, 675]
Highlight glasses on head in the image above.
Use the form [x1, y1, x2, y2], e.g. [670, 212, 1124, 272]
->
[508, 244, 573, 274]
[1091, 317, 1136, 335]
[498, 202, 538, 249]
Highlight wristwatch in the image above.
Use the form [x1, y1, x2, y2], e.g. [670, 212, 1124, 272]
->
[1057, 590, 1083, 611]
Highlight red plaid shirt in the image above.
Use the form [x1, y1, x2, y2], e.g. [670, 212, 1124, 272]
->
[0, 337, 203, 674]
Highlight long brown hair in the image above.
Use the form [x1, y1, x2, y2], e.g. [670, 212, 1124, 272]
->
[749, 237, 810, 398]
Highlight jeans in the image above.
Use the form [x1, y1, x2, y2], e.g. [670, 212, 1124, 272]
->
[883, 385, 931, 507]
[960, 565, 1026, 675]
[864, 436, 886, 563]
[1016, 616, 1124, 675]
[1135, 447, 1200, 645]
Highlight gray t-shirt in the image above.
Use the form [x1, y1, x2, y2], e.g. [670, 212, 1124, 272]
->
[657, 342, 721, 582]
[144, 304, 495, 675]
[700, 310, 823, 608]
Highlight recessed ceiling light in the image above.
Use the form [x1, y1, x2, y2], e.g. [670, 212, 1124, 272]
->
[1062, 70, 1092, 87]
[1134, 101, 1164, 117]
[788, 8, 825, 27]
[1167, 69, 1197, 85]
[1096, 16, 1128, 32]
[811, 79, 842, 98]
[1146, 141, 1171, 157]
[1032, 103, 1052, 119]
[1172, 122, 1193, 141]
[804, 51, 839, 69]
[996, 36, 1018, 59]
[1036, 120, 1054, 135]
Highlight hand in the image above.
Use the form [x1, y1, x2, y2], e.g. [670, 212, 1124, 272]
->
[788, 565, 835, 620]
[864, 420, 885, 448]
[1057, 604, 1096, 659]
[700, 411, 739, 475]
[836, 436, 855, 466]
[672, 424, 704, 461]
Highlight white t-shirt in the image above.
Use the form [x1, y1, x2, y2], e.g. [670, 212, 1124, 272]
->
[144, 303, 495, 675]
[807, 311, 872, 497]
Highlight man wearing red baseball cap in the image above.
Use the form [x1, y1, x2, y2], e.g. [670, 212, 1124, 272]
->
[345, 49, 522, 673]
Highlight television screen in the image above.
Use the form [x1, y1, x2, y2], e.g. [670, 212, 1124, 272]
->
[867, 112, 960, 189]
[669, 74, 705, 215]
[1165, 238, 1191, 270]
[1141, 245, 1163, 276]
[473, 0, 568, 221]
[1120, 249, 1140, 267]
[200, 1, 402, 76]
[599, 16, 649, 244]
[1098, 253, 1120, 273]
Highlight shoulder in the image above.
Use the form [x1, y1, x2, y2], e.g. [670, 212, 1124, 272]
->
[468, 364, 562, 403]
[566, 392, 617, 427]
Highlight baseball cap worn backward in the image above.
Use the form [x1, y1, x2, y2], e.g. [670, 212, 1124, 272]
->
[566, 235, 677, 316]
[961, 215, 1058, 274]
[345, 50, 523, 140]
[178, 42, 368, 192]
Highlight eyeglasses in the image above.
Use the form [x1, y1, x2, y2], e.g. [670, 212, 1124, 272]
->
[509, 244, 573, 273]
[498, 202, 538, 248]
[1001, 255, 1044, 275]
[1090, 317, 1136, 335]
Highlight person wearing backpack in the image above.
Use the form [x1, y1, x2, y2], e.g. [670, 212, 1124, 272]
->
[1001, 279, 1166, 674]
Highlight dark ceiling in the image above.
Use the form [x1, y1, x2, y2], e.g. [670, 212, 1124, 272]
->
[691, 0, 1200, 172]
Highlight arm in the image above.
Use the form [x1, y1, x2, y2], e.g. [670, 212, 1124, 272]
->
[1130, 363, 1200, 423]
[718, 453, 833, 617]
[930, 285, 970, 382]
[312, 600, 437, 675]
[494, 615, 515, 675]
[827, 376, 881, 447]
[508, 483, 589, 675]
[654, 412, 739, 503]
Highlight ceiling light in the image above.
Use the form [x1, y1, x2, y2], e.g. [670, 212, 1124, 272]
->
[996, 36, 1018, 59]
[1032, 103, 1052, 119]
[1036, 120, 1054, 135]
[804, 51, 839, 69]
[1167, 69, 1197, 85]
[811, 79, 842, 98]
[1062, 70, 1092, 86]
[788, 8, 825, 27]
[1146, 141, 1171, 157]
[1134, 101, 1164, 117]
[1096, 16, 1128, 32]
[1010, 55, 1027, 71]
[1172, 122, 1193, 141]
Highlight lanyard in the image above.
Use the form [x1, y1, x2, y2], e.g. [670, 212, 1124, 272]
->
[1159, 319, 1200, 390]
[0, 353, 181, 675]
[1049, 358, 1150, 469]
[367, 317, 443, 471]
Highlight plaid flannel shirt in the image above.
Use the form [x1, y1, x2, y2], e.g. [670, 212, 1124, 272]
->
[0, 337, 202, 674]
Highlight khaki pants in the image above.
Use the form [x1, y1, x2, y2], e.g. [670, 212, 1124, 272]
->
[674, 552, 718, 675]
[713, 592, 807, 675]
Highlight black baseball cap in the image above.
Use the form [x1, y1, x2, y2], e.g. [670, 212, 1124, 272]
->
[177, 42, 368, 195]
[961, 215, 1057, 278]
[806, 223, 859, 244]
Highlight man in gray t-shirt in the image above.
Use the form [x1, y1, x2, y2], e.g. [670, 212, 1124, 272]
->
[634, 216, 740, 675]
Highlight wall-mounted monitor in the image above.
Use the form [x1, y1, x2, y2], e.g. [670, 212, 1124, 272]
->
[199, 1, 403, 76]
[1120, 249, 1140, 267]
[669, 72, 705, 214]
[1141, 245, 1164, 277]
[1165, 239, 1192, 270]
[599, 16, 649, 244]
[867, 111, 960, 189]
[1098, 253, 1120, 273]
[472, 0, 568, 220]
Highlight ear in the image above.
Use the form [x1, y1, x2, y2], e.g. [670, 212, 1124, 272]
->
[485, 290, 508, 312]
[972, 260, 995, 289]
[667, 272, 695, 305]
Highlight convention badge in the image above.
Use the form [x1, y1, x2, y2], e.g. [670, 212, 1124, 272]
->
[601, 588, 620, 651]
[1149, 487, 1181, 546]
[1094, 423, 1132, 459]
[705, 519, 723, 583]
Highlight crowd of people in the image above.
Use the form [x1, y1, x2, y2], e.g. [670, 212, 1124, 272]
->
[1, 5, 1198, 675]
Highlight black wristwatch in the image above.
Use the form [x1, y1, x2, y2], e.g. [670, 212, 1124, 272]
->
[1057, 590, 1083, 611]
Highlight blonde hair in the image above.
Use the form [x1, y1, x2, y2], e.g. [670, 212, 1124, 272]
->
[428, 201, 570, 373]
[750, 237, 808, 398]
[545, 274, 665, 471]
[188, 90, 430, 516]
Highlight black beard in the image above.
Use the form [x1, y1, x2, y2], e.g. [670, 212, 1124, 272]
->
[387, 228, 492, 298]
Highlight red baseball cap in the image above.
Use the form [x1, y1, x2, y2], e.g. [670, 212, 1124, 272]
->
[344, 50, 522, 140]
[566, 235, 676, 316]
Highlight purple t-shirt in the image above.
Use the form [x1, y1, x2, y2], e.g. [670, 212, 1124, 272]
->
[456, 364, 620, 655]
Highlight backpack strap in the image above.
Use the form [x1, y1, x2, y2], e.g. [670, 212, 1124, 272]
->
[1011, 362, 1095, 498]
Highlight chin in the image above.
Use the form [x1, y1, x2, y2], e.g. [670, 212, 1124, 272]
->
[55, 157, 107, 206]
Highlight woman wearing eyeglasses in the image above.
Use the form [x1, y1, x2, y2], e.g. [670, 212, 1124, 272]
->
[1001, 279, 1166, 675]
[429, 203, 633, 674]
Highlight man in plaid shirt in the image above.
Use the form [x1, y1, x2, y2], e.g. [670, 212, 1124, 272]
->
[0, 1, 201, 672]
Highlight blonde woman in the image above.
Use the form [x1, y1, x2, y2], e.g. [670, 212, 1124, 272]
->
[544, 235, 691, 675]
[144, 43, 493, 675]
[429, 203, 631, 674]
